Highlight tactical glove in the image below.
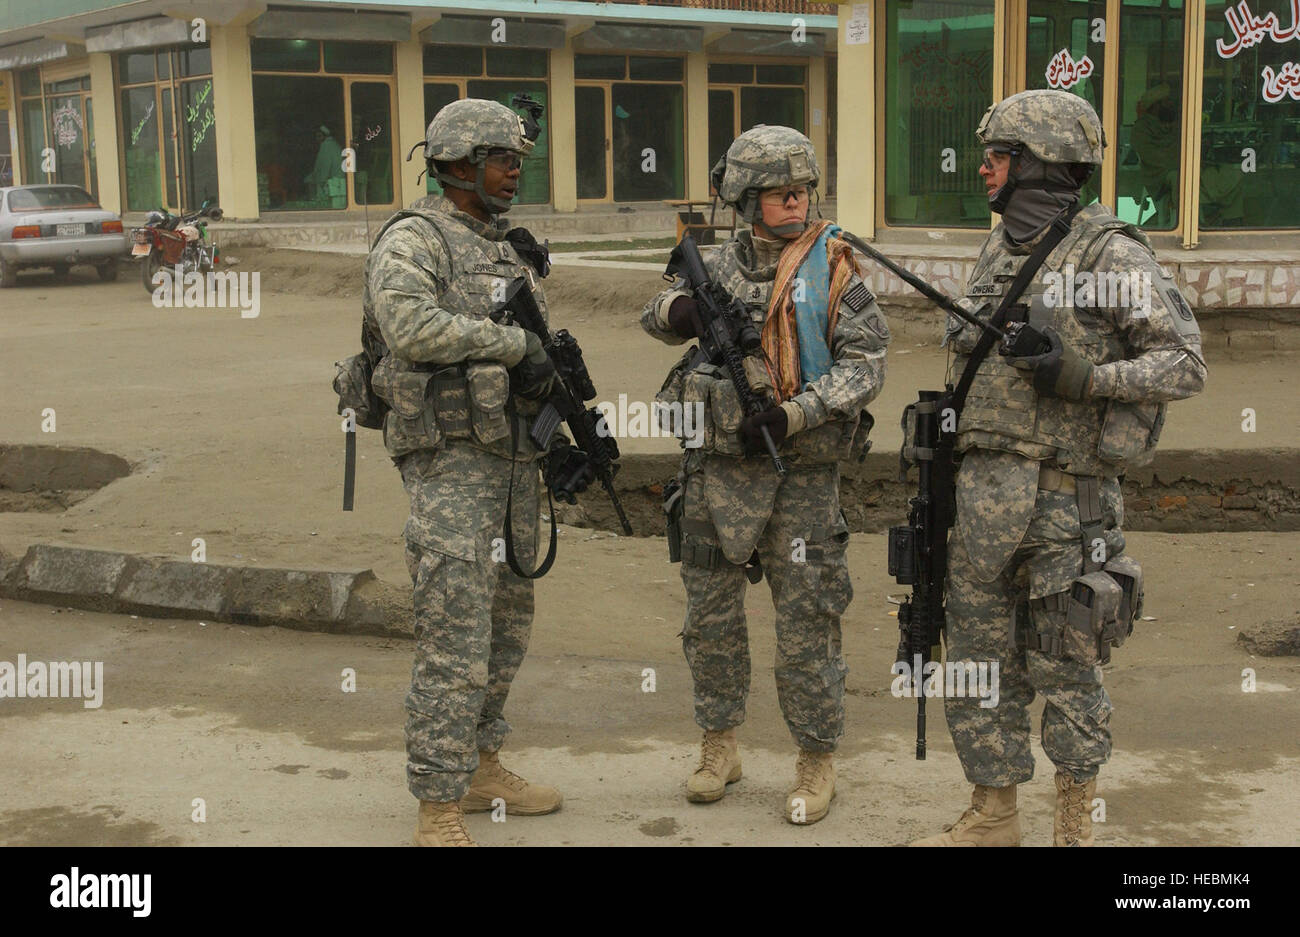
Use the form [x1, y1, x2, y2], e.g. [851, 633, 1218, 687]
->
[740, 405, 789, 454]
[544, 440, 596, 503]
[666, 295, 702, 339]
[1005, 326, 1093, 401]
[510, 331, 556, 399]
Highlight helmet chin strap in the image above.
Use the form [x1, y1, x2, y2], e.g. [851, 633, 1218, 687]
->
[436, 159, 513, 216]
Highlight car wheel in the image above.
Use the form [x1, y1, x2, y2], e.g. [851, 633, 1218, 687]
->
[98, 258, 119, 282]
[53, 263, 70, 279]
[0, 257, 16, 288]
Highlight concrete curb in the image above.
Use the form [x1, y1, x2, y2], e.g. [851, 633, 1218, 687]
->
[0, 544, 412, 638]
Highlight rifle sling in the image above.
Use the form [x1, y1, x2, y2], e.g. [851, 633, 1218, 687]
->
[948, 204, 1080, 417]
[343, 430, 356, 512]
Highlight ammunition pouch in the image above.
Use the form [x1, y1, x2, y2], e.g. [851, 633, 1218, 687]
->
[333, 353, 386, 430]
[370, 354, 529, 456]
[1102, 553, 1143, 650]
[1030, 572, 1122, 666]
[666, 357, 860, 463]
[466, 361, 511, 445]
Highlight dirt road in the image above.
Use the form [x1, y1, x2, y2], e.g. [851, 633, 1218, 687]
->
[1, 252, 1297, 846]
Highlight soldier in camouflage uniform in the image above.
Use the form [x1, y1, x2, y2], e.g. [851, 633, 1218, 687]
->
[364, 99, 587, 846]
[643, 126, 889, 824]
[911, 90, 1206, 846]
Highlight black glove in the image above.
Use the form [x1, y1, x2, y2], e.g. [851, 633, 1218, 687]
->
[544, 440, 596, 503]
[510, 331, 555, 400]
[666, 295, 702, 339]
[1004, 326, 1093, 401]
[740, 406, 789, 454]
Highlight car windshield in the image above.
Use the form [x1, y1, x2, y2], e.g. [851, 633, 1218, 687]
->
[7, 187, 98, 212]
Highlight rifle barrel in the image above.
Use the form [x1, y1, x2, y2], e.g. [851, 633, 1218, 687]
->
[837, 231, 1007, 341]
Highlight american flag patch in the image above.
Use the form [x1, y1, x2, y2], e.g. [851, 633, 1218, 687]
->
[842, 281, 874, 312]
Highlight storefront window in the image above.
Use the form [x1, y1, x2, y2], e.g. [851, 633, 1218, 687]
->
[118, 45, 216, 212]
[1116, 1, 1184, 229]
[574, 55, 684, 202]
[1201, 0, 1300, 228]
[1027, 0, 1106, 206]
[575, 85, 606, 199]
[485, 48, 547, 78]
[884, 1, 996, 227]
[324, 41, 394, 76]
[612, 83, 684, 200]
[709, 60, 808, 178]
[422, 47, 552, 204]
[16, 71, 96, 198]
[122, 85, 161, 209]
[253, 76, 346, 209]
[252, 39, 397, 211]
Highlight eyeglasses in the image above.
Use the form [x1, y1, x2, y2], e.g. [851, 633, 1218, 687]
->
[981, 145, 1021, 170]
[760, 186, 810, 205]
[484, 149, 523, 172]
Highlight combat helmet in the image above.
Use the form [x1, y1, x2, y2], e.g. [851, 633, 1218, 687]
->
[420, 98, 536, 214]
[711, 125, 819, 235]
[976, 89, 1105, 212]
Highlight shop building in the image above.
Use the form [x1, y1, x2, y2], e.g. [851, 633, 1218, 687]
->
[3, 1, 1299, 322]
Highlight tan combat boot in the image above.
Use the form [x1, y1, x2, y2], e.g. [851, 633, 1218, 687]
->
[1054, 770, 1096, 846]
[462, 750, 563, 816]
[910, 784, 1021, 846]
[785, 750, 835, 825]
[686, 729, 742, 803]
[413, 800, 475, 847]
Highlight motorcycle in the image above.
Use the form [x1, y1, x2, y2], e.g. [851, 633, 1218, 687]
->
[130, 198, 223, 295]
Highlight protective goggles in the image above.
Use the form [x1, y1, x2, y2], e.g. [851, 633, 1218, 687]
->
[981, 144, 1022, 170]
[484, 148, 524, 172]
[759, 185, 810, 205]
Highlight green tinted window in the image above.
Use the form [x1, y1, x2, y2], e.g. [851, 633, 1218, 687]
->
[323, 41, 394, 75]
[1115, 1, 1183, 229]
[884, 1, 995, 227]
[251, 39, 321, 73]
[629, 56, 682, 82]
[741, 87, 805, 133]
[709, 63, 753, 84]
[119, 52, 155, 85]
[575, 55, 625, 80]
[424, 45, 482, 76]
[19, 69, 41, 97]
[179, 45, 212, 78]
[612, 83, 684, 200]
[1026, 1, 1106, 207]
[756, 64, 805, 85]
[1200, 0, 1300, 228]
[485, 48, 547, 78]
[468, 80, 550, 204]
[251, 75, 346, 210]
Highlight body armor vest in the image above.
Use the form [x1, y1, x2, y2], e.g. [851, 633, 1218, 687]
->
[365, 208, 549, 460]
[689, 238, 860, 464]
[953, 203, 1160, 478]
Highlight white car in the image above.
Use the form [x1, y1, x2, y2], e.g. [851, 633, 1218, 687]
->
[0, 184, 129, 287]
